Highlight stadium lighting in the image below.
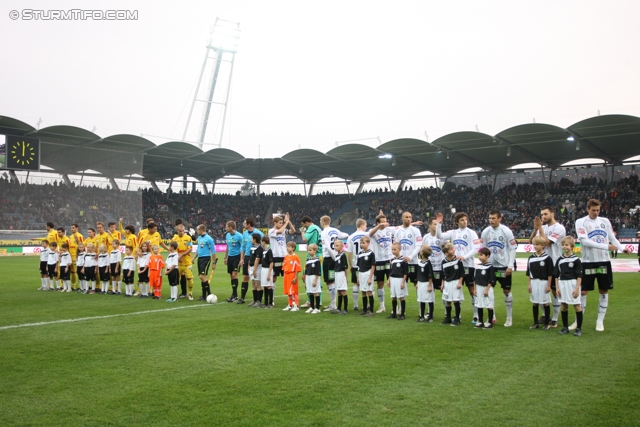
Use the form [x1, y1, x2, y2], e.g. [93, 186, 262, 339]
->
[576, 141, 581, 151]
[507, 147, 512, 157]
[567, 136, 575, 142]
[378, 154, 392, 159]
[392, 159, 397, 166]
[221, 167, 226, 174]
[447, 152, 450, 159]
[299, 167, 303, 173]
[209, 19, 241, 53]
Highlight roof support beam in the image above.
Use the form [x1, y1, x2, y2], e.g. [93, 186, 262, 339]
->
[397, 179, 406, 192]
[61, 174, 72, 186]
[109, 177, 119, 191]
[148, 181, 160, 192]
[356, 182, 365, 194]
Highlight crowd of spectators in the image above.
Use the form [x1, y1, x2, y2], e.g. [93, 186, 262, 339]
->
[1, 172, 637, 240]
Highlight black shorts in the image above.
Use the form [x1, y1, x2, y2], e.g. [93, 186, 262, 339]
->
[323, 257, 336, 284]
[77, 268, 86, 281]
[99, 266, 110, 282]
[168, 269, 179, 286]
[198, 257, 211, 276]
[47, 264, 56, 278]
[227, 255, 241, 274]
[374, 261, 391, 282]
[85, 267, 96, 281]
[122, 269, 135, 284]
[60, 266, 71, 280]
[407, 264, 418, 284]
[138, 270, 149, 283]
[550, 274, 558, 291]
[432, 270, 443, 290]
[462, 266, 475, 287]
[273, 257, 285, 277]
[494, 267, 513, 290]
[40, 261, 48, 275]
[242, 256, 251, 276]
[110, 263, 120, 277]
[581, 261, 613, 291]
[350, 267, 358, 284]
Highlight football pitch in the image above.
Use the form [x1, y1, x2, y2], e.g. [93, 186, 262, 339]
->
[1, 255, 639, 426]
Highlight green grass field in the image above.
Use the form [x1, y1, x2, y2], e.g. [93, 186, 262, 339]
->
[1, 255, 639, 426]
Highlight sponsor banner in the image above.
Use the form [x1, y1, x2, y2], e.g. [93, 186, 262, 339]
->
[0, 247, 22, 254]
[0, 239, 43, 247]
[619, 238, 639, 243]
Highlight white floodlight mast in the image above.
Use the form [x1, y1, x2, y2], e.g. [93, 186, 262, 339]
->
[182, 18, 240, 149]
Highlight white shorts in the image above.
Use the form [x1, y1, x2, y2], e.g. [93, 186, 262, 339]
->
[530, 278, 551, 304]
[474, 285, 494, 308]
[335, 271, 348, 291]
[442, 279, 464, 302]
[558, 279, 581, 305]
[250, 266, 261, 284]
[260, 267, 273, 288]
[416, 281, 435, 303]
[359, 271, 373, 293]
[390, 276, 409, 299]
[305, 275, 321, 294]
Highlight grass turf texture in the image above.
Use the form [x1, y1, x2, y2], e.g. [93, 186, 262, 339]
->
[1, 255, 639, 426]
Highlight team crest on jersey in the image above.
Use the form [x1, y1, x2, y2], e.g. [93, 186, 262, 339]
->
[600, 223, 606, 228]
[408, 234, 412, 238]
[463, 235, 467, 239]
[569, 262, 574, 268]
[481, 270, 486, 275]
[540, 261, 545, 266]
[436, 240, 440, 245]
[421, 267, 424, 272]
[364, 256, 369, 261]
[311, 263, 315, 267]
[499, 236, 504, 241]
[454, 265, 458, 270]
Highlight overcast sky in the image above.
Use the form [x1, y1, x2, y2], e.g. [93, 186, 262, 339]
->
[1, 0, 639, 161]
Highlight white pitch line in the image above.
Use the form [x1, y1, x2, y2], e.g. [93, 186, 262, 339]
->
[0, 291, 320, 331]
[0, 304, 212, 331]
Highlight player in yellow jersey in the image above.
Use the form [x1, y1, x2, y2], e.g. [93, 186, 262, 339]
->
[118, 219, 138, 247]
[56, 227, 71, 290]
[137, 218, 155, 248]
[95, 222, 112, 291]
[85, 227, 97, 248]
[45, 222, 57, 245]
[108, 222, 122, 243]
[172, 223, 196, 299]
[69, 223, 84, 291]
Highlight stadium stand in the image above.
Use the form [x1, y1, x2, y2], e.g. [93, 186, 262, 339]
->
[1, 173, 637, 240]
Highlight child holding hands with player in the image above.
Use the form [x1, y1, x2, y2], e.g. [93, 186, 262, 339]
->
[303, 243, 321, 314]
[283, 241, 302, 311]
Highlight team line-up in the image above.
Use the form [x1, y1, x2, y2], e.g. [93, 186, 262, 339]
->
[37, 199, 628, 336]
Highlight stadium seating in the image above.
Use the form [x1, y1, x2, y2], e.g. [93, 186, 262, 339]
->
[0, 173, 637, 240]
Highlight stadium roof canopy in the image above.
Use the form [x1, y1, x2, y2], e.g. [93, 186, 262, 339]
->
[2, 114, 640, 184]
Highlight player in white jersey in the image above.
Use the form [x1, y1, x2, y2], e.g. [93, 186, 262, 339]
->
[345, 219, 368, 312]
[575, 199, 629, 332]
[530, 206, 566, 327]
[394, 212, 423, 287]
[423, 218, 444, 314]
[436, 211, 481, 323]
[480, 210, 518, 327]
[320, 215, 349, 311]
[368, 212, 424, 313]
[268, 213, 296, 292]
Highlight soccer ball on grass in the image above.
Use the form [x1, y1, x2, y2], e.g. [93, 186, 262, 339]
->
[206, 294, 218, 304]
